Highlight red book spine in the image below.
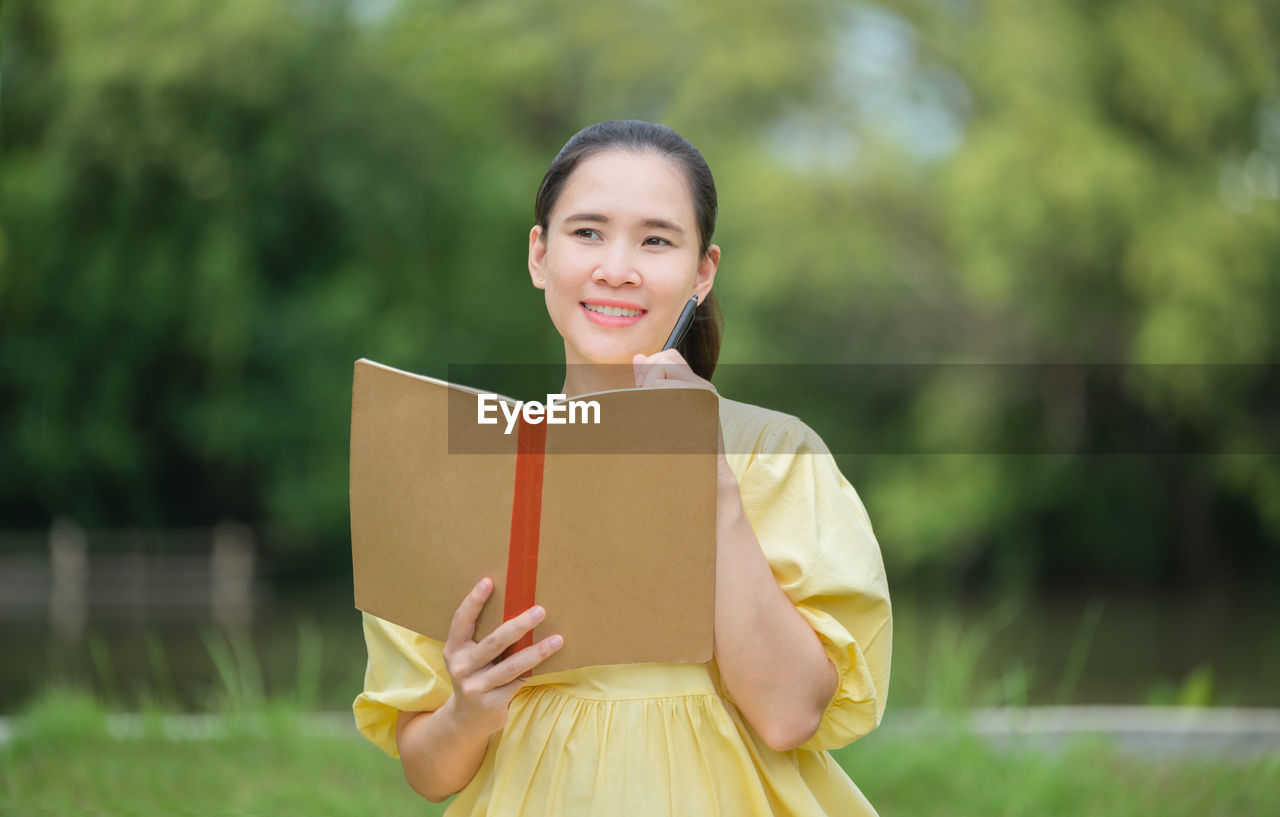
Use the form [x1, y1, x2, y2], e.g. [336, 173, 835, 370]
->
[501, 417, 547, 659]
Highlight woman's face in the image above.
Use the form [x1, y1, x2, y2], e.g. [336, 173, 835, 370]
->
[528, 149, 719, 368]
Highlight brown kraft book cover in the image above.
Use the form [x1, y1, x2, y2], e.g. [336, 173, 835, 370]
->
[349, 358, 719, 674]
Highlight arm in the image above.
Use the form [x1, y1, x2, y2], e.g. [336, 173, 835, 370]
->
[631, 352, 838, 752]
[395, 578, 563, 802]
[395, 701, 490, 802]
[712, 461, 839, 752]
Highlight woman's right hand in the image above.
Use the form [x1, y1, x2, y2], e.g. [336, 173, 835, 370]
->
[394, 578, 563, 802]
[440, 577, 564, 737]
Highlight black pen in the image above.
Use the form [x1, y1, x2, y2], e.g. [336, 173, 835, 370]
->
[661, 295, 699, 351]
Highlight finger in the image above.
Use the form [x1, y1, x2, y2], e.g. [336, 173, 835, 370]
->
[633, 351, 686, 384]
[470, 604, 547, 667]
[637, 358, 708, 390]
[477, 633, 565, 689]
[446, 577, 493, 649]
[634, 350, 685, 374]
[639, 364, 681, 388]
[632, 353, 650, 386]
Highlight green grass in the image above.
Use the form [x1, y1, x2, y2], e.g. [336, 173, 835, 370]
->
[835, 729, 1279, 817]
[5, 613, 1275, 815]
[3, 688, 1278, 817]
[1, 687, 441, 817]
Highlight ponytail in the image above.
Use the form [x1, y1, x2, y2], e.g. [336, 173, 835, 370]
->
[678, 290, 723, 381]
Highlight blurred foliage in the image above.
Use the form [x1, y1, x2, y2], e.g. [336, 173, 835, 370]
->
[1145, 663, 1216, 708]
[1, 0, 1277, 587]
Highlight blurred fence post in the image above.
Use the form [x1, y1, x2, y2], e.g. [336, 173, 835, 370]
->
[49, 517, 87, 644]
[211, 521, 254, 635]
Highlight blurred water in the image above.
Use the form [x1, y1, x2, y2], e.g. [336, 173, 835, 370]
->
[890, 588, 1280, 709]
[0, 581, 369, 713]
[1, 583, 1276, 713]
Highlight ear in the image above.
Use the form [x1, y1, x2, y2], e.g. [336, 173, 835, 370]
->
[528, 225, 548, 289]
[692, 243, 720, 303]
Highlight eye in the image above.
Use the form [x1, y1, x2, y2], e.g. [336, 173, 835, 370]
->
[643, 236, 672, 247]
[574, 228, 601, 240]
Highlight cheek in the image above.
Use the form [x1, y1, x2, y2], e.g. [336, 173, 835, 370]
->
[572, 245, 604, 276]
[656, 255, 701, 291]
[543, 286, 578, 334]
[543, 244, 593, 287]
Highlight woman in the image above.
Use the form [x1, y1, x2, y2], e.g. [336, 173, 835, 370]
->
[354, 120, 891, 815]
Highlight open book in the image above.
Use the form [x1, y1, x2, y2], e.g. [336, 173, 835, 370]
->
[349, 359, 719, 674]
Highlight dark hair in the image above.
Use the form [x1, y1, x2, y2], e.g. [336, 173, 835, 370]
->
[534, 120, 724, 380]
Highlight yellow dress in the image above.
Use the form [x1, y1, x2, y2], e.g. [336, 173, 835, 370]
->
[353, 396, 892, 816]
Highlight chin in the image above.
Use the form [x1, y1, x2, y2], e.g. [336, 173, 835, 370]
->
[578, 352, 639, 367]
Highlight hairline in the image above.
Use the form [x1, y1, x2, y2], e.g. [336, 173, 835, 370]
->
[538, 145, 707, 251]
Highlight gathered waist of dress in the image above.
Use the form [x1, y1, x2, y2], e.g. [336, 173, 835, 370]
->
[523, 661, 722, 701]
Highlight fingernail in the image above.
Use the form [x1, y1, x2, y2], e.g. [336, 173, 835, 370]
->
[549, 635, 563, 649]
[531, 606, 545, 621]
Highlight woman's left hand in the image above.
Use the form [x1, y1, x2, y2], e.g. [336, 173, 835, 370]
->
[632, 351, 730, 473]
[630, 350, 711, 391]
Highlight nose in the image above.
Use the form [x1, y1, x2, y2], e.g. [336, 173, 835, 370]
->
[593, 243, 641, 288]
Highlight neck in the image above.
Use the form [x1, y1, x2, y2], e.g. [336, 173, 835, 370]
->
[561, 362, 635, 397]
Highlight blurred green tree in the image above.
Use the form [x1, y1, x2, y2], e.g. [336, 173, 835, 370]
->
[754, 0, 1280, 587]
[1, 0, 1276, 589]
[0, 0, 838, 569]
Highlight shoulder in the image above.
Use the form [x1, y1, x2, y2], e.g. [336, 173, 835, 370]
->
[718, 394, 872, 528]
[718, 394, 829, 471]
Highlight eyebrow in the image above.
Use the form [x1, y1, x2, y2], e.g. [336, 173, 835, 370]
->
[563, 213, 686, 234]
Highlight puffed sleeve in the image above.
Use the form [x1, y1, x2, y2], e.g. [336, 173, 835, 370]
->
[735, 417, 892, 752]
[352, 612, 454, 758]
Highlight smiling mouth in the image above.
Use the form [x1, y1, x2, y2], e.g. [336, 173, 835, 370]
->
[582, 303, 645, 318]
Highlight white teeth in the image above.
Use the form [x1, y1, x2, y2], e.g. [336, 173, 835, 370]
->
[584, 304, 642, 317]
